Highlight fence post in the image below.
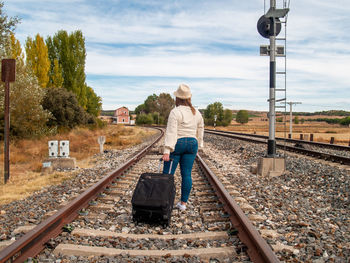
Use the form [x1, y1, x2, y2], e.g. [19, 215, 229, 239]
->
[300, 134, 304, 140]
[330, 137, 335, 144]
[310, 134, 314, 141]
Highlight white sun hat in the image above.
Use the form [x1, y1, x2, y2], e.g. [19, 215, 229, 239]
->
[174, 84, 192, 99]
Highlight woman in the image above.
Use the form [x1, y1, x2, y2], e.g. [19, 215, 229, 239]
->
[162, 84, 204, 211]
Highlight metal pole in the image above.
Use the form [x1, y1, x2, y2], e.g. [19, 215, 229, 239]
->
[2, 59, 16, 184]
[289, 103, 292, 136]
[268, 0, 276, 157]
[4, 80, 10, 183]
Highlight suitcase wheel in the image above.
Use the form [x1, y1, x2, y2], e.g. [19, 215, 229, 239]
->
[162, 218, 170, 228]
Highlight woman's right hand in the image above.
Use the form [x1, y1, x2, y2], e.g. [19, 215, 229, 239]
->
[162, 153, 170, 161]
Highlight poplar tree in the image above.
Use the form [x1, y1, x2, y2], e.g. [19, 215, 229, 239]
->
[0, 33, 51, 138]
[9, 33, 24, 65]
[25, 34, 50, 88]
[50, 58, 64, 88]
[85, 85, 102, 117]
[46, 30, 87, 107]
[0, 1, 19, 49]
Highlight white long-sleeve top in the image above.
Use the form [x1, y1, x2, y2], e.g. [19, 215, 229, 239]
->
[163, 105, 204, 154]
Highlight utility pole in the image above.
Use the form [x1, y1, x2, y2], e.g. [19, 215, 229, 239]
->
[287, 101, 301, 138]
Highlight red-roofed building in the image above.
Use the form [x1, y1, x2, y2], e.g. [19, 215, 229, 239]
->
[113, 107, 130, 124]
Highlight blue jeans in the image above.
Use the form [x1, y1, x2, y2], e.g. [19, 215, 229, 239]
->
[163, 137, 198, 203]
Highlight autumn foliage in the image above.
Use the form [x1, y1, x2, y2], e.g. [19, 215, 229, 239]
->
[0, 2, 102, 139]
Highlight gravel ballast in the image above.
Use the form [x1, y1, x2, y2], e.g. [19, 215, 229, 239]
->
[204, 133, 349, 262]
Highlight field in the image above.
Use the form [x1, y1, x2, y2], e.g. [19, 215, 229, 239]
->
[0, 125, 157, 205]
[220, 113, 350, 146]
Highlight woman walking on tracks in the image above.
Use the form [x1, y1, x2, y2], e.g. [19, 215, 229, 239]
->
[162, 84, 204, 211]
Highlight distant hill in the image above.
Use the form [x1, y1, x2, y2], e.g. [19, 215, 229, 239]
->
[100, 110, 115, 116]
[293, 110, 350, 116]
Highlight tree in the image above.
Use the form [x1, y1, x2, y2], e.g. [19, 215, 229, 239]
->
[0, 34, 51, 138]
[134, 93, 174, 124]
[236, 110, 249, 124]
[157, 93, 175, 122]
[25, 34, 50, 88]
[135, 104, 146, 115]
[42, 87, 94, 128]
[46, 30, 87, 107]
[222, 109, 233, 126]
[50, 58, 64, 88]
[0, 1, 20, 49]
[294, 116, 299, 124]
[136, 113, 154, 125]
[204, 102, 224, 126]
[9, 33, 24, 64]
[144, 94, 158, 113]
[85, 85, 102, 117]
[340, 116, 350, 126]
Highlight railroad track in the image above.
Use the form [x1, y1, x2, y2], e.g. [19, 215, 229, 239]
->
[205, 129, 350, 165]
[0, 128, 280, 263]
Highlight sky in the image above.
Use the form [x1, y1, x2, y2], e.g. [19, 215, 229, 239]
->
[4, 0, 350, 112]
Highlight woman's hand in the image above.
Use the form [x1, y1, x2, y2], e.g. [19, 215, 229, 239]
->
[162, 153, 170, 161]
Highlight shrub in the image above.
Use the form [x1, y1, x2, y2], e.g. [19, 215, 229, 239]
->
[294, 116, 299, 124]
[340, 116, 350, 126]
[42, 87, 94, 128]
[236, 110, 249, 124]
[136, 113, 154, 125]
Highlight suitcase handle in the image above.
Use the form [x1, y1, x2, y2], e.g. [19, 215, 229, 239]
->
[158, 158, 173, 174]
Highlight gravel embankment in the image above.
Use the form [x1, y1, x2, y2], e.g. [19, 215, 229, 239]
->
[204, 133, 349, 263]
[37, 154, 248, 262]
[0, 132, 160, 241]
[1, 130, 348, 262]
[1, 130, 250, 263]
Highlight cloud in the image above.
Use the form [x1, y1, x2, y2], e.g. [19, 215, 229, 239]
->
[4, 0, 350, 112]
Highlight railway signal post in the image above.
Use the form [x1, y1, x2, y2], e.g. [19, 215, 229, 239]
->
[256, 1, 289, 176]
[1, 59, 16, 184]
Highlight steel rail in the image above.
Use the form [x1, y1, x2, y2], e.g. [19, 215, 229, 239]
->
[196, 154, 280, 263]
[205, 130, 350, 165]
[0, 128, 164, 263]
[205, 129, 350, 151]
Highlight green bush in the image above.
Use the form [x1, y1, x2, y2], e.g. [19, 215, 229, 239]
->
[294, 116, 299, 124]
[236, 110, 249, 124]
[136, 113, 154, 125]
[42, 87, 94, 128]
[340, 116, 350, 126]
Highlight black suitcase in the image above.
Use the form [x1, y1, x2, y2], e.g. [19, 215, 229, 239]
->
[131, 159, 175, 226]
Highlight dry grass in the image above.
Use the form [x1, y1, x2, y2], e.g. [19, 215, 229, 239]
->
[0, 125, 157, 205]
[217, 122, 350, 146]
